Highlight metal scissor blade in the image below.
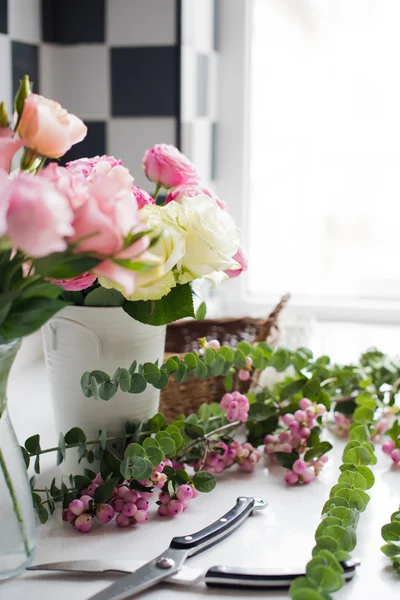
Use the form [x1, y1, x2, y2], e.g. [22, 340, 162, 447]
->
[86, 548, 189, 600]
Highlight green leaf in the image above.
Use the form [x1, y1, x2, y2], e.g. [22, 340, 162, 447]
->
[0, 297, 68, 340]
[65, 427, 86, 445]
[57, 432, 66, 465]
[269, 348, 290, 371]
[192, 471, 216, 492]
[142, 437, 159, 450]
[315, 517, 343, 540]
[323, 525, 353, 552]
[25, 434, 41, 454]
[307, 564, 344, 593]
[233, 347, 247, 368]
[84, 468, 97, 480]
[143, 362, 161, 385]
[338, 470, 367, 491]
[184, 352, 198, 370]
[84, 287, 124, 306]
[211, 354, 226, 376]
[35, 254, 99, 279]
[118, 369, 131, 392]
[381, 544, 400, 558]
[280, 378, 308, 400]
[290, 576, 318, 594]
[120, 456, 153, 480]
[184, 423, 204, 439]
[361, 441, 377, 465]
[382, 522, 400, 543]
[74, 475, 92, 492]
[304, 442, 332, 463]
[174, 361, 188, 383]
[129, 373, 147, 393]
[218, 346, 235, 362]
[343, 445, 371, 466]
[36, 504, 49, 524]
[155, 433, 176, 456]
[99, 380, 118, 401]
[274, 451, 298, 469]
[153, 368, 169, 390]
[125, 443, 146, 458]
[203, 347, 216, 366]
[94, 477, 119, 503]
[145, 446, 164, 466]
[311, 549, 344, 573]
[20, 280, 62, 301]
[348, 424, 370, 443]
[123, 283, 195, 326]
[80, 372, 93, 397]
[353, 406, 375, 424]
[313, 536, 338, 553]
[147, 413, 166, 432]
[334, 488, 366, 512]
[20, 446, 30, 469]
[248, 402, 274, 422]
[90, 370, 111, 383]
[193, 359, 208, 379]
[195, 301, 207, 320]
[164, 357, 179, 374]
[34, 454, 40, 474]
[322, 498, 350, 514]
[327, 507, 358, 527]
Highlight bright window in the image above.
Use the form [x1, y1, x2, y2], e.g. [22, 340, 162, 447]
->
[248, 0, 400, 305]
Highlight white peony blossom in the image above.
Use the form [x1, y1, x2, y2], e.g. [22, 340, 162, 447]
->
[176, 194, 241, 283]
[127, 201, 187, 301]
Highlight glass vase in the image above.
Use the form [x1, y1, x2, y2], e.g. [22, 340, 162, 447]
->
[0, 340, 36, 580]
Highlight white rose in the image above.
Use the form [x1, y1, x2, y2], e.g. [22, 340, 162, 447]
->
[127, 201, 187, 301]
[176, 194, 241, 283]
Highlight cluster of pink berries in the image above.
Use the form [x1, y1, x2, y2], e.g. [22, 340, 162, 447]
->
[157, 484, 199, 517]
[333, 413, 352, 438]
[382, 439, 400, 464]
[284, 455, 329, 486]
[265, 398, 326, 457]
[191, 440, 261, 475]
[138, 459, 171, 489]
[220, 391, 250, 422]
[62, 472, 152, 533]
[371, 413, 394, 443]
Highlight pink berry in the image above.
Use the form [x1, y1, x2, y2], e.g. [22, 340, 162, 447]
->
[316, 404, 327, 415]
[124, 490, 139, 503]
[238, 411, 249, 422]
[299, 427, 311, 438]
[238, 369, 250, 382]
[391, 448, 400, 464]
[302, 467, 316, 484]
[245, 356, 253, 369]
[157, 504, 170, 517]
[320, 454, 329, 464]
[292, 459, 307, 475]
[163, 458, 173, 468]
[289, 421, 300, 432]
[206, 452, 220, 467]
[191, 487, 199, 498]
[282, 413, 294, 426]
[69, 499, 85, 516]
[156, 473, 168, 487]
[299, 398, 312, 410]
[122, 502, 138, 517]
[86, 483, 99, 498]
[116, 513, 130, 527]
[168, 499, 184, 515]
[214, 461, 226, 474]
[136, 498, 149, 511]
[62, 509, 75, 522]
[382, 439, 396, 455]
[207, 339, 220, 351]
[134, 510, 148, 524]
[113, 498, 125, 513]
[117, 485, 130, 499]
[176, 485, 193, 502]
[94, 473, 104, 484]
[74, 514, 93, 533]
[96, 503, 115, 523]
[140, 491, 154, 500]
[80, 495, 93, 511]
[294, 410, 307, 423]
[284, 470, 299, 486]
[159, 492, 171, 505]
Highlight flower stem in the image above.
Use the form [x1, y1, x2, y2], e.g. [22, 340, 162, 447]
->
[153, 183, 162, 202]
[0, 446, 30, 558]
[177, 421, 241, 459]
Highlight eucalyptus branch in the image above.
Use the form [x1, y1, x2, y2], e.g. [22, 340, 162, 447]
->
[177, 421, 241, 459]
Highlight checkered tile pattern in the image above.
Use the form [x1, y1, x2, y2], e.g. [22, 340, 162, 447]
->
[0, 0, 219, 190]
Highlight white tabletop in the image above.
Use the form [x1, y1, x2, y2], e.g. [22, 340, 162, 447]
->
[1, 360, 399, 600]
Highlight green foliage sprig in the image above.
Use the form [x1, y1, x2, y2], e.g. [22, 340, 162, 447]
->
[381, 506, 400, 575]
[289, 391, 378, 600]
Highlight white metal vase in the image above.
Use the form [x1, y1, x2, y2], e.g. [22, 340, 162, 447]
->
[42, 307, 166, 442]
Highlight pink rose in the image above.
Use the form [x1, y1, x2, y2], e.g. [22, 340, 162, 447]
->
[143, 144, 199, 188]
[133, 185, 155, 209]
[4, 172, 74, 257]
[165, 185, 227, 211]
[50, 273, 97, 291]
[224, 247, 248, 279]
[38, 163, 89, 210]
[17, 94, 87, 158]
[70, 176, 139, 256]
[0, 128, 24, 173]
[0, 169, 12, 235]
[66, 155, 133, 189]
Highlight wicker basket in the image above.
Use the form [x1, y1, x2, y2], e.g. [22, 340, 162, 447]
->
[159, 294, 290, 421]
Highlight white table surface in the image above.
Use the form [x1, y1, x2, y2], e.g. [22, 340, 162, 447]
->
[1, 360, 399, 600]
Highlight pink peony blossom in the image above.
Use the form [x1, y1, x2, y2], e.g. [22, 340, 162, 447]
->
[165, 185, 227, 211]
[17, 94, 87, 159]
[38, 163, 89, 210]
[3, 171, 74, 257]
[50, 272, 97, 291]
[143, 144, 199, 188]
[66, 155, 133, 189]
[0, 127, 24, 173]
[132, 185, 155, 209]
[224, 246, 248, 279]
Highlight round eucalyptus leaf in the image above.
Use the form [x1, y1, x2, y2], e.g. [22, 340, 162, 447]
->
[323, 525, 352, 552]
[308, 564, 344, 593]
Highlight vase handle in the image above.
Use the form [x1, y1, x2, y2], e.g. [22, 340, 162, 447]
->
[49, 317, 103, 358]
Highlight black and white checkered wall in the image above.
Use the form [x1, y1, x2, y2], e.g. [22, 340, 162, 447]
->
[0, 0, 218, 189]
